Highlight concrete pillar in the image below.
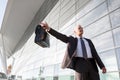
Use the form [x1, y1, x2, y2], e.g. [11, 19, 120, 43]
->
[0, 34, 7, 74]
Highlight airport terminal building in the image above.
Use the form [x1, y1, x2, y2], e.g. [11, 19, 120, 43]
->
[0, 0, 120, 80]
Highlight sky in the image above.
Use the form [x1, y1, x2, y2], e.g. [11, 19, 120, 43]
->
[0, 0, 8, 72]
[0, 0, 8, 30]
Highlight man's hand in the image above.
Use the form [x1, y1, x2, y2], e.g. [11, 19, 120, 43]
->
[102, 67, 106, 73]
[39, 21, 50, 31]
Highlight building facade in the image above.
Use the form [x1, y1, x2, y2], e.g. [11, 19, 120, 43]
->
[8, 0, 120, 80]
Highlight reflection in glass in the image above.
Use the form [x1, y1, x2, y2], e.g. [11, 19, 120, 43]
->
[107, 0, 120, 12]
[77, 2, 108, 26]
[92, 31, 114, 52]
[99, 49, 118, 72]
[41, 65, 54, 77]
[110, 9, 120, 28]
[84, 16, 110, 38]
[76, 0, 105, 19]
[113, 27, 120, 47]
[100, 72, 119, 80]
[116, 48, 120, 70]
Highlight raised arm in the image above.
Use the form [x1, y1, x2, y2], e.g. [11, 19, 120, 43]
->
[40, 22, 69, 43]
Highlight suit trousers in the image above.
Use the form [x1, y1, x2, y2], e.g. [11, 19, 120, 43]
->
[74, 57, 100, 80]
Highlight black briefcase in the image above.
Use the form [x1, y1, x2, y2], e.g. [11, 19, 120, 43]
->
[34, 25, 50, 47]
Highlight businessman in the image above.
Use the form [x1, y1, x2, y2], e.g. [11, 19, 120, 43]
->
[40, 22, 106, 80]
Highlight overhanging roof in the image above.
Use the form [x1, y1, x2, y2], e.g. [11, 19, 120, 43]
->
[0, 0, 58, 57]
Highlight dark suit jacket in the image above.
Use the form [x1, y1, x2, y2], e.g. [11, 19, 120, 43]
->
[48, 28, 105, 72]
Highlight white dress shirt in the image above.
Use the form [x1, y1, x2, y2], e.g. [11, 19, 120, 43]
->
[75, 37, 93, 58]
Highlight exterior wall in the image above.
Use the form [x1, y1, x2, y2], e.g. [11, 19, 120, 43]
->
[9, 0, 120, 80]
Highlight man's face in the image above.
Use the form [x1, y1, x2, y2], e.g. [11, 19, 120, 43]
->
[74, 25, 83, 36]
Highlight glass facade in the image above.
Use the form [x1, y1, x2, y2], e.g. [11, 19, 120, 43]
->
[8, 0, 120, 80]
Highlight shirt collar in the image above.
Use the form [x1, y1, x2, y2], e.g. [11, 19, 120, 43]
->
[76, 36, 84, 39]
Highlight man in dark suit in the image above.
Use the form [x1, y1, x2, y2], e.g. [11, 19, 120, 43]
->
[40, 22, 106, 80]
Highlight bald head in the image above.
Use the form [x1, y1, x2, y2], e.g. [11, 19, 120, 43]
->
[74, 25, 83, 37]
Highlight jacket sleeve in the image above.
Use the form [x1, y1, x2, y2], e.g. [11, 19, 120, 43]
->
[48, 28, 69, 43]
[89, 40, 105, 69]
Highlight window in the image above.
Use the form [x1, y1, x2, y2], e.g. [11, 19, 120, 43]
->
[99, 49, 118, 72]
[110, 9, 120, 28]
[92, 31, 114, 52]
[84, 16, 110, 38]
[116, 48, 120, 70]
[113, 27, 120, 47]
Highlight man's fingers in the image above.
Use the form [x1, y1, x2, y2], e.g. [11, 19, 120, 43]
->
[102, 68, 106, 73]
[40, 23, 45, 27]
[39, 21, 49, 30]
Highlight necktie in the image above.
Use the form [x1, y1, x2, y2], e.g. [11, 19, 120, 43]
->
[80, 38, 87, 59]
